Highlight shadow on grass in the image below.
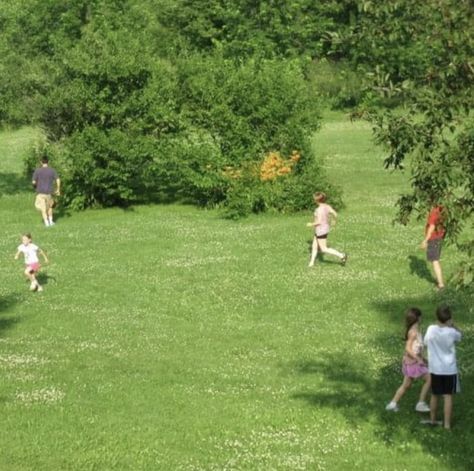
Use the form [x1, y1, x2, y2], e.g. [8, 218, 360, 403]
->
[0, 172, 30, 194]
[290, 290, 474, 470]
[36, 272, 55, 286]
[0, 293, 21, 336]
[408, 254, 436, 285]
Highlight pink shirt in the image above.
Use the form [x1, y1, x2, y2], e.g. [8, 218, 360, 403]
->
[314, 204, 330, 236]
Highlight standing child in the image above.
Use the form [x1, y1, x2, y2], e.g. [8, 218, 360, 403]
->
[386, 307, 431, 412]
[421, 205, 446, 290]
[307, 192, 347, 267]
[423, 305, 462, 429]
[14, 233, 48, 292]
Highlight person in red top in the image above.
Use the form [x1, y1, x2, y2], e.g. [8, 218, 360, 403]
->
[421, 206, 446, 290]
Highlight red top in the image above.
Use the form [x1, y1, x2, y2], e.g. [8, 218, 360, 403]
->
[425, 206, 445, 240]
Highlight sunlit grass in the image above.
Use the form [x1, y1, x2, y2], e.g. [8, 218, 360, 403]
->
[0, 115, 472, 470]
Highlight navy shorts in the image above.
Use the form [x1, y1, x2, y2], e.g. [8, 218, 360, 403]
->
[431, 373, 460, 395]
[427, 239, 442, 262]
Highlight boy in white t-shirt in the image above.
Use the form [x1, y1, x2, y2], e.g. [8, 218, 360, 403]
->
[423, 305, 462, 429]
[14, 233, 49, 292]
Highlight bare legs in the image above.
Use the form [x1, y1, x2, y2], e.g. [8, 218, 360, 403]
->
[419, 373, 432, 403]
[432, 260, 444, 289]
[308, 237, 345, 267]
[389, 373, 430, 405]
[308, 237, 318, 267]
[430, 394, 453, 429]
[24, 268, 41, 291]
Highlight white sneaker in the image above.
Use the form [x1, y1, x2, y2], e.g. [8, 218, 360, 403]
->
[415, 401, 430, 412]
[37, 285, 43, 292]
[385, 401, 399, 411]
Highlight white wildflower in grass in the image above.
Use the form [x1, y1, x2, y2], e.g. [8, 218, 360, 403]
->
[0, 114, 471, 470]
[15, 387, 65, 406]
[0, 354, 46, 367]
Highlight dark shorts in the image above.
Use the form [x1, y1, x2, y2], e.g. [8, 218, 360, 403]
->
[427, 239, 442, 262]
[431, 373, 460, 395]
[315, 233, 328, 239]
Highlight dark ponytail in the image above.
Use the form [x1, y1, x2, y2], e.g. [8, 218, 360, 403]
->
[404, 307, 422, 340]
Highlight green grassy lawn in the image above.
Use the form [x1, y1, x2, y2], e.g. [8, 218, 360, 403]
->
[1, 116, 472, 471]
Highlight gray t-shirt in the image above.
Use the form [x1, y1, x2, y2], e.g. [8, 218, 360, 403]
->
[33, 167, 58, 194]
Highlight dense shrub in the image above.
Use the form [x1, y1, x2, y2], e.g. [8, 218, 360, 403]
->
[34, 33, 333, 215]
[8, 1, 340, 217]
[223, 151, 342, 219]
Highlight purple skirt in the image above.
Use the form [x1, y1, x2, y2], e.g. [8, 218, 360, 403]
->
[402, 360, 429, 379]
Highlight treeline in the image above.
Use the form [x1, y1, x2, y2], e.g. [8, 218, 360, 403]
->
[0, 1, 473, 260]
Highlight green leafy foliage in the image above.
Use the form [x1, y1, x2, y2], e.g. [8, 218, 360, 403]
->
[365, 0, 474, 288]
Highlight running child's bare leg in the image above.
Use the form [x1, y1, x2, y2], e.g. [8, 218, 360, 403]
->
[308, 237, 318, 267]
[391, 376, 413, 404]
[318, 238, 344, 260]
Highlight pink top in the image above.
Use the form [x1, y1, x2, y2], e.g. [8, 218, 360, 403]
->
[314, 204, 330, 236]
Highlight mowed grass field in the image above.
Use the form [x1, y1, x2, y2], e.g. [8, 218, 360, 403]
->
[1, 113, 473, 471]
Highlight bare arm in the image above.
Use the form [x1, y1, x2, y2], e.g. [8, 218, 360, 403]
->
[55, 178, 61, 196]
[14, 250, 21, 260]
[39, 249, 49, 263]
[405, 330, 422, 362]
[421, 224, 435, 249]
[306, 212, 320, 228]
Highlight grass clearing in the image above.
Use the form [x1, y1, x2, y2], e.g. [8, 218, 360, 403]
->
[0, 114, 473, 470]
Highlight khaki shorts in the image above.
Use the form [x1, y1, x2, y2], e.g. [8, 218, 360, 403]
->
[35, 193, 54, 212]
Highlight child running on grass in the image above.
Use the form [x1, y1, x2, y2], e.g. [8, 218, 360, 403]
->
[307, 192, 347, 267]
[14, 233, 48, 292]
[386, 307, 431, 413]
[423, 305, 462, 429]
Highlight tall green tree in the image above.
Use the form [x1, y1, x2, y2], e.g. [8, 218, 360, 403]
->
[362, 0, 474, 287]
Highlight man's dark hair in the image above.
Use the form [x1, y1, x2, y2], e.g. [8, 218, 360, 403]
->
[41, 157, 49, 164]
[436, 305, 452, 324]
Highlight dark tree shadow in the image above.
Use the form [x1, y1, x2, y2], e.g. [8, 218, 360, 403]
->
[0, 293, 22, 336]
[288, 291, 474, 470]
[408, 254, 436, 284]
[0, 172, 31, 194]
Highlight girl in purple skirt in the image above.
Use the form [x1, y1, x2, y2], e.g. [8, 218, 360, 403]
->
[386, 308, 431, 412]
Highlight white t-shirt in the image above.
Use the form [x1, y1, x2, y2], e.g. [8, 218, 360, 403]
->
[17, 243, 40, 265]
[424, 324, 462, 375]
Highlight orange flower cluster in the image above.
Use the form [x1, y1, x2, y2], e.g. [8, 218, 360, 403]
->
[259, 151, 300, 181]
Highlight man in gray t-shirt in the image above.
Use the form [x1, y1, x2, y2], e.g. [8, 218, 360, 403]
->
[32, 157, 61, 227]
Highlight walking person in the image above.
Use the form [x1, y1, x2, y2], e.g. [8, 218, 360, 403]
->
[32, 157, 60, 227]
[423, 305, 462, 429]
[14, 233, 49, 292]
[386, 307, 431, 413]
[421, 205, 446, 290]
[307, 192, 347, 267]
